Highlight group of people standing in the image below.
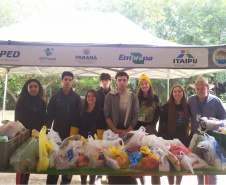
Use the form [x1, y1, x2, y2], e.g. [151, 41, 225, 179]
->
[15, 71, 226, 185]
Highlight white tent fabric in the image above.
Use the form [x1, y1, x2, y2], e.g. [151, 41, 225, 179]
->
[0, 12, 178, 46]
[0, 12, 225, 79]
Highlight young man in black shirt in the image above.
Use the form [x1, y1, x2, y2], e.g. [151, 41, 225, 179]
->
[97, 73, 111, 109]
[46, 71, 82, 185]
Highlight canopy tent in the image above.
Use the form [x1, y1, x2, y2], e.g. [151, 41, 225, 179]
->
[0, 12, 225, 78]
[0, 12, 226, 120]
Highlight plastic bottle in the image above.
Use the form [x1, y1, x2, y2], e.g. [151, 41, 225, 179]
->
[0, 135, 9, 142]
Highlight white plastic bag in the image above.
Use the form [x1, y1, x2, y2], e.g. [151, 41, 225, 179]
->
[197, 133, 216, 166]
[198, 117, 226, 134]
[97, 138, 124, 149]
[185, 153, 209, 170]
[102, 129, 119, 140]
[103, 149, 120, 170]
[159, 154, 170, 172]
[0, 121, 25, 138]
[141, 134, 158, 147]
[177, 152, 195, 174]
[46, 129, 62, 168]
[168, 139, 184, 146]
[55, 139, 83, 170]
[84, 135, 105, 168]
[125, 126, 148, 151]
[150, 146, 170, 172]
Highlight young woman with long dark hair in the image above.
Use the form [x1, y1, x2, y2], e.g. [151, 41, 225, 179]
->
[159, 84, 191, 185]
[15, 79, 46, 184]
[70, 89, 107, 185]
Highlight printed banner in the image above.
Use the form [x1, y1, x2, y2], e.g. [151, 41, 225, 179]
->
[0, 45, 225, 69]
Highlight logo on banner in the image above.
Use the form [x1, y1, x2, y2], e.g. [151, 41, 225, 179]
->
[39, 48, 56, 62]
[173, 50, 197, 67]
[118, 53, 153, 64]
[0, 50, 20, 62]
[83, 49, 90, 55]
[75, 48, 97, 64]
[213, 48, 226, 67]
[44, 48, 54, 56]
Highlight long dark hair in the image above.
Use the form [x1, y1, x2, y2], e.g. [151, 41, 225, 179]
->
[81, 89, 101, 116]
[17, 79, 46, 104]
[164, 84, 190, 137]
[137, 82, 155, 106]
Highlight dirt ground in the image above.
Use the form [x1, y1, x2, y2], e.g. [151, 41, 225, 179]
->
[0, 173, 80, 184]
[0, 173, 108, 184]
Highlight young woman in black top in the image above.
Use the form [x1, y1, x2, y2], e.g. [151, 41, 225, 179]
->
[159, 84, 191, 185]
[15, 79, 46, 135]
[15, 79, 46, 184]
[71, 89, 107, 185]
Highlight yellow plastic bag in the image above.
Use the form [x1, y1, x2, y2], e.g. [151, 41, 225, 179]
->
[32, 129, 40, 138]
[134, 146, 159, 170]
[37, 126, 53, 172]
[109, 145, 131, 169]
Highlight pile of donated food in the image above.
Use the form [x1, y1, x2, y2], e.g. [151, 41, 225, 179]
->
[1, 118, 226, 174]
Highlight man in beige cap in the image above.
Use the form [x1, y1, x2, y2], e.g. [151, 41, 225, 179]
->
[188, 76, 226, 185]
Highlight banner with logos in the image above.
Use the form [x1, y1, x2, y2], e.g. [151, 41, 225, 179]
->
[0, 44, 225, 69]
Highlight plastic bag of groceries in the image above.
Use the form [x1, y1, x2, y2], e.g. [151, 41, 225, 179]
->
[126, 150, 143, 168]
[102, 129, 119, 140]
[142, 135, 171, 152]
[84, 135, 105, 168]
[150, 146, 170, 172]
[198, 117, 226, 134]
[134, 146, 159, 170]
[189, 134, 205, 158]
[197, 133, 216, 166]
[77, 154, 89, 167]
[0, 121, 25, 138]
[169, 144, 190, 155]
[187, 153, 209, 170]
[37, 126, 53, 172]
[125, 126, 148, 151]
[159, 154, 170, 172]
[103, 149, 120, 170]
[177, 152, 209, 173]
[55, 137, 83, 170]
[166, 151, 181, 171]
[213, 141, 226, 170]
[177, 151, 195, 174]
[97, 138, 124, 150]
[46, 129, 62, 168]
[10, 137, 39, 172]
[168, 138, 184, 146]
[108, 145, 131, 169]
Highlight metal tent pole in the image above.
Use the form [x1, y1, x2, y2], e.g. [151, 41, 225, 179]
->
[2, 72, 9, 121]
[167, 78, 169, 100]
[167, 69, 170, 100]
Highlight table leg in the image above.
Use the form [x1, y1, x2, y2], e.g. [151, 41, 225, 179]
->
[204, 175, 209, 185]
[16, 173, 21, 185]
